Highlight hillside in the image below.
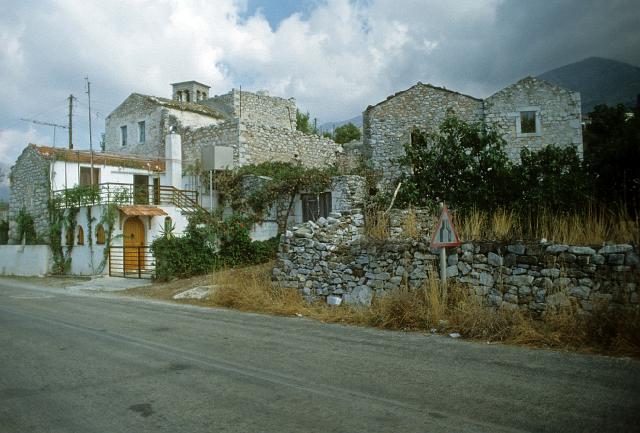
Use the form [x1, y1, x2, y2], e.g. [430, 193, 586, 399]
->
[538, 57, 640, 115]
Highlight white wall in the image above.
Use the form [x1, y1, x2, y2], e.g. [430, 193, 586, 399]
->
[69, 245, 107, 275]
[0, 245, 51, 276]
[50, 160, 166, 191]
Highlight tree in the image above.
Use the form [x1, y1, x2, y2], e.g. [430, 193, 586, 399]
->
[397, 115, 514, 211]
[584, 104, 640, 209]
[296, 111, 318, 135]
[332, 122, 361, 144]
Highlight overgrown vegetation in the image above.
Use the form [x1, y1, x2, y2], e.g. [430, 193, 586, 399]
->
[324, 122, 362, 144]
[296, 110, 318, 135]
[162, 263, 637, 358]
[215, 161, 337, 234]
[393, 106, 640, 241]
[151, 213, 279, 280]
[16, 207, 37, 245]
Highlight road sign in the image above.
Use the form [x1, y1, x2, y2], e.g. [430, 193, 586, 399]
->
[431, 205, 461, 247]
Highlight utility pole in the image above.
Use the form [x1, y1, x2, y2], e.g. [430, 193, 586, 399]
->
[68, 94, 74, 149]
[85, 77, 94, 185]
[20, 118, 68, 147]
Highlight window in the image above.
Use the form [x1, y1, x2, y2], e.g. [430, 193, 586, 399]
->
[96, 224, 105, 244]
[520, 111, 537, 134]
[79, 167, 100, 186]
[301, 192, 332, 222]
[77, 226, 84, 246]
[121, 125, 127, 146]
[138, 121, 146, 143]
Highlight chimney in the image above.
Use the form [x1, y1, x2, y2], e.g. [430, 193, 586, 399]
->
[165, 129, 182, 190]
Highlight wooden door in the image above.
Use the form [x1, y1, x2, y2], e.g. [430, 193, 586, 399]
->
[123, 217, 145, 271]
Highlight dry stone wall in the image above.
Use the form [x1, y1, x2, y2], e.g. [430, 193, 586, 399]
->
[273, 213, 639, 312]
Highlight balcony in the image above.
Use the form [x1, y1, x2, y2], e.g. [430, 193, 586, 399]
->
[50, 183, 199, 210]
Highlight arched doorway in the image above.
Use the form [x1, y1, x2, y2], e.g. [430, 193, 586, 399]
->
[123, 217, 145, 272]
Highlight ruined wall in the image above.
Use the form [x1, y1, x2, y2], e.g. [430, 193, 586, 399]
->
[363, 83, 484, 185]
[273, 213, 639, 312]
[8, 146, 51, 243]
[331, 175, 367, 213]
[239, 125, 340, 168]
[483, 77, 583, 161]
[208, 89, 297, 130]
[181, 120, 240, 166]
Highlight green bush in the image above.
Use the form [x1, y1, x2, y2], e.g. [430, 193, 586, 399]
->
[151, 213, 281, 280]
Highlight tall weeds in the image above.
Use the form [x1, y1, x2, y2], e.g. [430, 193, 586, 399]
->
[455, 205, 639, 244]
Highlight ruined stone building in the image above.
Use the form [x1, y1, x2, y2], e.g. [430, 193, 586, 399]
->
[363, 76, 583, 185]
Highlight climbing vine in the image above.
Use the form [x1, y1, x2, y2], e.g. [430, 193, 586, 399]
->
[16, 207, 37, 244]
[214, 161, 337, 234]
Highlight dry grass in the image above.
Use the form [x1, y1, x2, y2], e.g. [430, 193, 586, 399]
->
[365, 209, 390, 240]
[402, 207, 421, 240]
[456, 206, 639, 244]
[164, 263, 640, 358]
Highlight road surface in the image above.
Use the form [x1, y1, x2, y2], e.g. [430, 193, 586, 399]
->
[1, 278, 639, 432]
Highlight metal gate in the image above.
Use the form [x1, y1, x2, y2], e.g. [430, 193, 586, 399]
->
[108, 246, 155, 279]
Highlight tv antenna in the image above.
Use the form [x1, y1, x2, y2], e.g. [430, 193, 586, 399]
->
[20, 118, 68, 148]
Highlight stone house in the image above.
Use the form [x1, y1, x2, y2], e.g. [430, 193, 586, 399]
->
[105, 81, 341, 223]
[6, 136, 191, 275]
[363, 76, 583, 185]
[105, 81, 339, 173]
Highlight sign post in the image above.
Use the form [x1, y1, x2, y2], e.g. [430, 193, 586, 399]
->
[430, 203, 461, 301]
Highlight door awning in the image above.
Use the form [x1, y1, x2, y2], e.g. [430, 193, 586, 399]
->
[118, 205, 168, 217]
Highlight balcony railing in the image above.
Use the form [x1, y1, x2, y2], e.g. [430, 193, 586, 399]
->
[51, 183, 199, 210]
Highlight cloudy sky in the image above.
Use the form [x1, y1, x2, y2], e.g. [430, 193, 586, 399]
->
[0, 0, 639, 173]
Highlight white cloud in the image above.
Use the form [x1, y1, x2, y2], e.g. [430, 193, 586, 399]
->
[0, 0, 638, 167]
[0, 127, 51, 165]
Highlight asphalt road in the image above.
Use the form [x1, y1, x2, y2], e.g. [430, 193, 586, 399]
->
[1, 278, 639, 433]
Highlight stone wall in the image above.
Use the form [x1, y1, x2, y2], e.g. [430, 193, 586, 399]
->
[240, 125, 340, 168]
[209, 89, 297, 130]
[105, 94, 165, 156]
[181, 120, 240, 166]
[8, 146, 51, 243]
[331, 175, 367, 213]
[484, 77, 583, 161]
[105, 94, 225, 158]
[272, 212, 639, 312]
[363, 83, 484, 186]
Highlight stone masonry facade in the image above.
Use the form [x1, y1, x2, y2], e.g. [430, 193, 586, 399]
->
[105, 86, 330, 172]
[8, 145, 51, 243]
[484, 77, 583, 161]
[273, 212, 639, 313]
[363, 83, 483, 185]
[363, 77, 583, 186]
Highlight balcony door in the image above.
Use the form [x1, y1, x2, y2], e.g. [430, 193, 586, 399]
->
[133, 175, 149, 205]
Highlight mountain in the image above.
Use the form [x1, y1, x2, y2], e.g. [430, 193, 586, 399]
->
[538, 57, 640, 115]
[318, 115, 362, 133]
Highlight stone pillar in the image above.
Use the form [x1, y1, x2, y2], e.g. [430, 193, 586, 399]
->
[165, 132, 182, 190]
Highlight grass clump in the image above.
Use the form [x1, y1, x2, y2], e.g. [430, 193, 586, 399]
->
[194, 263, 640, 358]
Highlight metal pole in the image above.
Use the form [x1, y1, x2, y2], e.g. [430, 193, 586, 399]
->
[209, 170, 213, 213]
[440, 245, 447, 292]
[86, 78, 94, 186]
